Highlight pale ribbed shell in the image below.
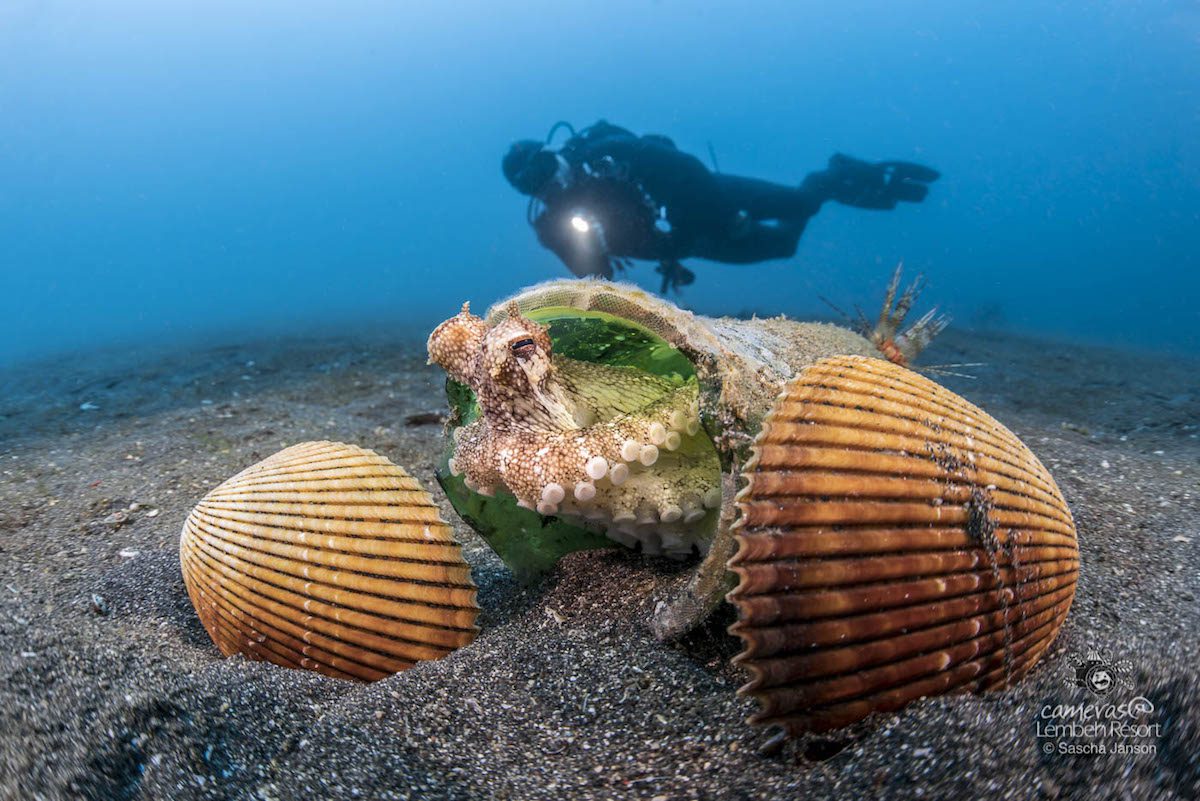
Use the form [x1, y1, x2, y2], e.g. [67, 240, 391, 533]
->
[728, 356, 1078, 734]
[181, 441, 479, 681]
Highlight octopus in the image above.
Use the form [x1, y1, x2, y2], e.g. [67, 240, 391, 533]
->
[427, 302, 721, 558]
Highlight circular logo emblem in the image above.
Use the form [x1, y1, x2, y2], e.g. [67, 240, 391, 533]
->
[1084, 663, 1114, 695]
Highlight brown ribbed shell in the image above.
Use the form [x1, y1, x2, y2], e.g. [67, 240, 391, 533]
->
[180, 441, 479, 681]
[727, 356, 1078, 734]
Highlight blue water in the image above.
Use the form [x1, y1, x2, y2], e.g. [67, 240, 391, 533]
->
[2, 1, 1198, 367]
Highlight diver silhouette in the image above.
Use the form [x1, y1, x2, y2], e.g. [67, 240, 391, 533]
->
[502, 120, 940, 293]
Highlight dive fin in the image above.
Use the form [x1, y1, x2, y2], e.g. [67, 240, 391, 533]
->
[877, 160, 941, 184]
[825, 154, 940, 210]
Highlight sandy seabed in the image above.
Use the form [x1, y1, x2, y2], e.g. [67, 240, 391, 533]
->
[0, 327, 1197, 800]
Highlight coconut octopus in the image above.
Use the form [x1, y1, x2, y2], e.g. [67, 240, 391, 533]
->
[427, 302, 721, 558]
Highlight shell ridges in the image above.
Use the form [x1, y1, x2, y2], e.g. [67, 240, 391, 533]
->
[727, 356, 1078, 735]
[181, 441, 480, 682]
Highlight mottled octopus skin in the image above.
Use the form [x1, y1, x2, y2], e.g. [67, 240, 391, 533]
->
[428, 303, 720, 557]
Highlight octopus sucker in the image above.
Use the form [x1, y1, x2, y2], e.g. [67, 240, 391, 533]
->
[608, 529, 637, 548]
[648, 422, 667, 445]
[585, 456, 609, 481]
[639, 531, 663, 556]
[428, 301, 720, 556]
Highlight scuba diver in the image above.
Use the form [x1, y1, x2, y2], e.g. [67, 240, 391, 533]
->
[502, 120, 940, 292]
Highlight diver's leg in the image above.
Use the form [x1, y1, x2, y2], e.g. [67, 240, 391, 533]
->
[693, 221, 806, 264]
[713, 174, 823, 222]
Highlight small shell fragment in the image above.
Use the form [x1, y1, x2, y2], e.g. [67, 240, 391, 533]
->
[180, 441, 480, 682]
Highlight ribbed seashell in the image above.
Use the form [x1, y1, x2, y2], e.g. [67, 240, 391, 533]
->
[727, 355, 1078, 734]
[180, 441, 479, 681]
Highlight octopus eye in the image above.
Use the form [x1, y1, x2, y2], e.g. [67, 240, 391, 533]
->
[511, 337, 536, 358]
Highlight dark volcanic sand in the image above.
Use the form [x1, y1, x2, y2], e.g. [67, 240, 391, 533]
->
[1, 328, 1197, 800]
